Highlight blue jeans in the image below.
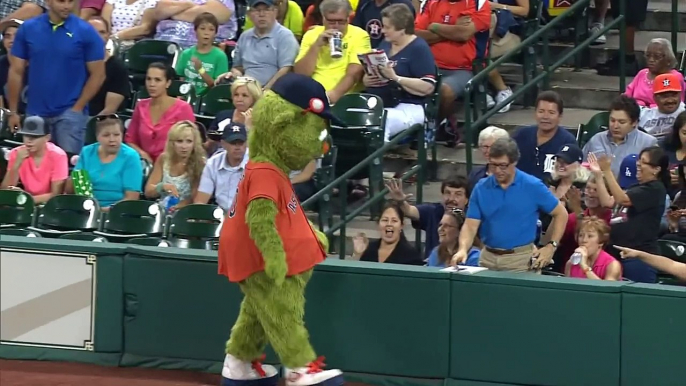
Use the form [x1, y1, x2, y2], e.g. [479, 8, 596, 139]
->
[37, 109, 88, 155]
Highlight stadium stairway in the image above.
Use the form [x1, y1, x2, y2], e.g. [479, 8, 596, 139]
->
[332, 0, 686, 255]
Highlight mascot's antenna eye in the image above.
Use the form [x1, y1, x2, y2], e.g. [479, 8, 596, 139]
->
[308, 98, 325, 114]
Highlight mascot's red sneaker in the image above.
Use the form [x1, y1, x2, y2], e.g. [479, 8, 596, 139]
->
[284, 356, 344, 386]
[221, 354, 279, 386]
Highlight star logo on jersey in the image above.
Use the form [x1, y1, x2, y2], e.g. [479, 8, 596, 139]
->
[366, 19, 383, 40]
[663, 79, 671, 87]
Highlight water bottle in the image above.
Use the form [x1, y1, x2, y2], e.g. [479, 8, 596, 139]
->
[163, 195, 180, 211]
[570, 252, 583, 265]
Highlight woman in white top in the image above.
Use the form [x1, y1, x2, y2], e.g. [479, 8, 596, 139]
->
[102, 0, 159, 50]
[144, 121, 206, 212]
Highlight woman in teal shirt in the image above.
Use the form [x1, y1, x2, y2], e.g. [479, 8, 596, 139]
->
[69, 116, 143, 208]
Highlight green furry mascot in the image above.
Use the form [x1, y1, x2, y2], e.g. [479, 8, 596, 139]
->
[218, 73, 344, 386]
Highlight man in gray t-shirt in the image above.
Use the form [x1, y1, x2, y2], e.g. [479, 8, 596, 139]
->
[221, 0, 299, 88]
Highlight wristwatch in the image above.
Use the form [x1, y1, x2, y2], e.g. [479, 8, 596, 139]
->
[547, 240, 558, 249]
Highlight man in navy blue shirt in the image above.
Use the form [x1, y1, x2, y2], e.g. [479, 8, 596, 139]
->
[7, 0, 105, 158]
[387, 176, 470, 260]
[512, 91, 576, 181]
[352, 0, 415, 48]
[452, 137, 568, 271]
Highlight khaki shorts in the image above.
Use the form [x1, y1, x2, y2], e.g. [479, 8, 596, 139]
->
[488, 12, 522, 59]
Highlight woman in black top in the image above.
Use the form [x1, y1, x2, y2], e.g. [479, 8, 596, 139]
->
[352, 202, 424, 265]
[588, 146, 670, 283]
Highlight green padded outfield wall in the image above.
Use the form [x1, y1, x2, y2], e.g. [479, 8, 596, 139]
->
[0, 236, 125, 366]
[621, 283, 686, 386]
[449, 271, 623, 386]
[120, 249, 452, 378]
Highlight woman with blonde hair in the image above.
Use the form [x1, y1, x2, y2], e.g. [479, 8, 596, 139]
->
[549, 143, 591, 200]
[206, 77, 263, 154]
[565, 216, 622, 280]
[144, 121, 206, 212]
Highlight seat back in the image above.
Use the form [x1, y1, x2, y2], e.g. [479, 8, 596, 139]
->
[0, 190, 35, 227]
[658, 239, 686, 264]
[125, 40, 181, 74]
[332, 93, 384, 128]
[141, 158, 153, 189]
[103, 200, 166, 235]
[169, 204, 224, 239]
[0, 228, 40, 237]
[198, 84, 234, 116]
[578, 111, 609, 148]
[136, 80, 197, 106]
[330, 94, 385, 180]
[37, 195, 101, 231]
[60, 233, 108, 242]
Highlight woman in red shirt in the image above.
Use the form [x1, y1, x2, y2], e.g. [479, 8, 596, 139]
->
[125, 62, 196, 163]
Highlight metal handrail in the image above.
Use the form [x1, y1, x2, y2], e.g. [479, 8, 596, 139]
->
[672, 0, 679, 56]
[463, 0, 626, 171]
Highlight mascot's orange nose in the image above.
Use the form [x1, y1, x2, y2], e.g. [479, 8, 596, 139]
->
[322, 141, 330, 155]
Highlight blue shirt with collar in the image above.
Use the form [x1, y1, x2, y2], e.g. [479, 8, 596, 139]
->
[467, 169, 559, 249]
[512, 125, 576, 181]
[582, 128, 658, 177]
[11, 13, 104, 116]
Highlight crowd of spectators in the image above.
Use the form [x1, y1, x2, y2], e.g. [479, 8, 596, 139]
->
[0, 0, 685, 284]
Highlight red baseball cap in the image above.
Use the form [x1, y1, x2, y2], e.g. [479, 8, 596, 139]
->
[653, 73, 682, 94]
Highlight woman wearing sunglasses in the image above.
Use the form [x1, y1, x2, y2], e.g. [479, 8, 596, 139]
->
[67, 115, 143, 209]
[427, 209, 481, 268]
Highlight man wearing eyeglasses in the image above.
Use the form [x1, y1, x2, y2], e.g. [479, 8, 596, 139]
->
[223, 0, 299, 89]
[294, 0, 371, 103]
[452, 137, 568, 272]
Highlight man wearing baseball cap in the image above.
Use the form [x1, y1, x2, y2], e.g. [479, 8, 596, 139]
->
[194, 122, 250, 211]
[0, 116, 68, 203]
[0, 19, 27, 112]
[639, 72, 686, 139]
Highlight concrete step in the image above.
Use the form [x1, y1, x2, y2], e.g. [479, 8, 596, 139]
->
[547, 30, 686, 68]
[498, 65, 621, 111]
[608, 0, 686, 33]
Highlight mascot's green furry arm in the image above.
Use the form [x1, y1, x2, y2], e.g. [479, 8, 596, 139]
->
[216, 73, 344, 386]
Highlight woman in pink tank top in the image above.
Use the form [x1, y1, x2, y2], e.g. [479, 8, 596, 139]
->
[566, 216, 623, 280]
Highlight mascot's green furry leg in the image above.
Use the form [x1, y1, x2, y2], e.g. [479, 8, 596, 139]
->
[226, 270, 316, 368]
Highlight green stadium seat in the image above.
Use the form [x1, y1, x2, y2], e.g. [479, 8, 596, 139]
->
[135, 80, 198, 107]
[330, 93, 385, 217]
[127, 236, 170, 247]
[124, 40, 181, 91]
[0, 189, 35, 228]
[197, 84, 234, 117]
[59, 233, 108, 242]
[578, 111, 609, 149]
[27, 195, 101, 237]
[168, 204, 224, 239]
[658, 239, 686, 264]
[93, 200, 165, 241]
[0, 228, 40, 237]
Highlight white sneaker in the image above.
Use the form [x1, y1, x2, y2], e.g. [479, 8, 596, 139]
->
[495, 88, 513, 113]
[284, 357, 344, 386]
[222, 354, 279, 385]
[590, 22, 606, 44]
[486, 93, 496, 109]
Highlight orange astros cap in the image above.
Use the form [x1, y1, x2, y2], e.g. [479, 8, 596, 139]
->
[653, 73, 682, 94]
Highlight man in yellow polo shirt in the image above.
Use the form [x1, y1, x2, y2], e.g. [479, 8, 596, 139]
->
[293, 0, 370, 104]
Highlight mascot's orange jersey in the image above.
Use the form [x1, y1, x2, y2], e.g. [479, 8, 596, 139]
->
[218, 161, 326, 282]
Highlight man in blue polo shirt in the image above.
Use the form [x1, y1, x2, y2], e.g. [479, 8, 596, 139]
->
[7, 0, 105, 158]
[452, 137, 568, 272]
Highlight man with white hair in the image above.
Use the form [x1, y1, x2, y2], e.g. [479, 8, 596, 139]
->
[468, 125, 510, 191]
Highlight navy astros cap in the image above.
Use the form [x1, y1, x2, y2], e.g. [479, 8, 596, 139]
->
[222, 122, 247, 142]
[555, 144, 583, 164]
[270, 73, 344, 126]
